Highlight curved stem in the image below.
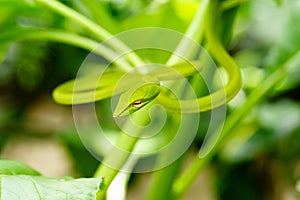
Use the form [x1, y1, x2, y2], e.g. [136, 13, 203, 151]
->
[93, 109, 149, 200]
[0, 29, 132, 71]
[172, 63, 287, 198]
[171, 1, 241, 197]
[172, 12, 300, 199]
[205, 3, 242, 106]
[34, 0, 144, 67]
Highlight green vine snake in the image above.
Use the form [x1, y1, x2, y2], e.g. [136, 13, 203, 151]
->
[52, 13, 242, 117]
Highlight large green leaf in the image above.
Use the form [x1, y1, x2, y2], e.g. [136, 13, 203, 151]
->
[0, 160, 103, 200]
[0, 175, 103, 200]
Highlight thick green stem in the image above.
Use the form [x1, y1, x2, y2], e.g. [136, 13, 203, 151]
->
[93, 107, 151, 199]
[34, 0, 144, 67]
[94, 133, 140, 200]
[146, 155, 185, 200]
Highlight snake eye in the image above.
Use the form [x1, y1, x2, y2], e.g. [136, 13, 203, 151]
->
[132, 99, 144, 108]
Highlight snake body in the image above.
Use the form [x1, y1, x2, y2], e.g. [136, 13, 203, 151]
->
[52, 61, 204, 116]
[53, 8, 242, 116]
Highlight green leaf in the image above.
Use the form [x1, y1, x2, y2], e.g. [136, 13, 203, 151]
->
[0, 175, 103, 200]
[0, 159, 41, 176]
[0, 160, 104, 199]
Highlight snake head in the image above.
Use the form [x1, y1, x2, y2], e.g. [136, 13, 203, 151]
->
[113, 83, 160, 117]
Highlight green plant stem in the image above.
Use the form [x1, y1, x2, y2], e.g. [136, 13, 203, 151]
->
[0, 29, 132, 71]
[79, 0, 118, 33]
[167, 0, 210, 65]
[146, 155, 185, 200]
[145, 1, 211, 199]
[93, 109, 150, 200]
[171, 1, 240, 197]
[94, 133, 139, 200]
[205, 3, 242, 103]
[34, 0, 144, 67]
[221, 0, 249, 10]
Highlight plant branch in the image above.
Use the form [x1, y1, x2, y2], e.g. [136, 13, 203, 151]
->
[145, 1, 211, 199]
[34, 0, 144, 67]
[94, 133, 140, 200]
[221, 0, 249, 10]
[93, 107, 152, 199]
[167, 0, 210, 65]
[0, 29, 132, 71]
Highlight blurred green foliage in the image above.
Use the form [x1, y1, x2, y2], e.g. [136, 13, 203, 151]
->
[0, 0, 299, 199]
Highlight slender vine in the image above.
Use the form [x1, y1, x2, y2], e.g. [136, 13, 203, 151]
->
[172, 4, 300, 198]
[0, 29, 131, 71]
[172, 50, 297, 198]
[145, 1, 211, 199]
[34, 0, 144, 67]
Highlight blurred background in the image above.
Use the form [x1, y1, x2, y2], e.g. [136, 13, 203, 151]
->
[0, 0, 300, 199]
